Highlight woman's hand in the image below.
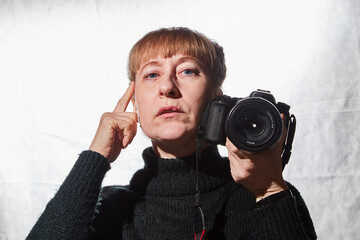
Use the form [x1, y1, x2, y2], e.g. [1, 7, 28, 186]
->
[89, 82, 137, 163]
[226, 124, 288, 201]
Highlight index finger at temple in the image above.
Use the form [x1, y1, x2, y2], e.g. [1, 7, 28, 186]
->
[113, 81, 135, 113]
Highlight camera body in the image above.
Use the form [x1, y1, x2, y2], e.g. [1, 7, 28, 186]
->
[199, 90, 290, 152]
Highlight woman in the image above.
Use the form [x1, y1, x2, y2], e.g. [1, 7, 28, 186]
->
[27, 27, 316, 239]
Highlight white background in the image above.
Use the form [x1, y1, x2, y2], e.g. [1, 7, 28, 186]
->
[0, 0, 359, 239]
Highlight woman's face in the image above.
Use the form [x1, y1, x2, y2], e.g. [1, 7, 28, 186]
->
[134, 53, 216, 154]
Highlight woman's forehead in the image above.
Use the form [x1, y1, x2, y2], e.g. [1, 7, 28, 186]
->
[136, 56, 203, 77]
[140, 54, 200, 65]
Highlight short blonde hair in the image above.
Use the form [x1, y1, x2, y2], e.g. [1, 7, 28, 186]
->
[128, 27, 226, 90]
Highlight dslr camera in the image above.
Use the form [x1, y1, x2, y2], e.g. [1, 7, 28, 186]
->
[197, 90, 295, 153]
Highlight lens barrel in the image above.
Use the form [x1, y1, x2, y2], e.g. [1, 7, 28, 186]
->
[225, 97, 283, 152]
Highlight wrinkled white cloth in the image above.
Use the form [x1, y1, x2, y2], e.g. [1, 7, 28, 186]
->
[0, 0, 359, 239]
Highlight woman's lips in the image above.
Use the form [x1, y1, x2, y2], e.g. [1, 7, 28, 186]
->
[157, 106, 184, 118]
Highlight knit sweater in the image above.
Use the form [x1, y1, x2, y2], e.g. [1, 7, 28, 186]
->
[27, 146, 316, 240]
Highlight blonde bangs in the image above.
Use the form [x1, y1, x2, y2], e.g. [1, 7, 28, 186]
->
[128, 27, 225, 89]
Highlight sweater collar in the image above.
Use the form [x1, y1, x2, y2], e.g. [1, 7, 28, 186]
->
[129, 146, 232, 197]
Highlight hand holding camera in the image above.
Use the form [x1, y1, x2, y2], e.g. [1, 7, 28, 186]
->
[226, 126, 288, 201]
[197, 90, 295, 200]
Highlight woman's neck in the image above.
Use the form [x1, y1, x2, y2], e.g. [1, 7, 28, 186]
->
[151, 137, 215, 159]
[151, 140, 197, 159]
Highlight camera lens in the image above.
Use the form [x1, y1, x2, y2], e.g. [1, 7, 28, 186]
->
[240, 111, 271, 141]
[225, 98, 283, 152]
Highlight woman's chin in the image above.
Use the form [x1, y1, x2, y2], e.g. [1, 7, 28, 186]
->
[148, 128, 196, 144]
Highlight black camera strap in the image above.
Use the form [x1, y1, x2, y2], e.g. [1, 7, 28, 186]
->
[281, 114, 296, 169]
[192, 103, 212, 240]
[276, 102, 296, 169]
[193, 131, 206, 240]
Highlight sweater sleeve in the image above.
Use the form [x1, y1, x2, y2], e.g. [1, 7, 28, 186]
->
[26, 150, 111, 240]
[249, 183, 317, 240]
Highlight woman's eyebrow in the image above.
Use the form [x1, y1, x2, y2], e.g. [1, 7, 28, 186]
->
[176, 57, 204, 72]
[177, 56, 198, 64]
[139, 61, 162, 73]
[176, 57, 204, 70]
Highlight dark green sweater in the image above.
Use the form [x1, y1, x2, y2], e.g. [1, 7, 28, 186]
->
[27, 146, 316, 239]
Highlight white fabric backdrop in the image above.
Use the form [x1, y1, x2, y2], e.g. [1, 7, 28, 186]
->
[0, 0, 359, 239]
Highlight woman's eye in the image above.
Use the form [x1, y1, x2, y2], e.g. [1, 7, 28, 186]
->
[183, 69, 193, 75]
[146, 73, 159, 79]
[182, 69, 198, 76]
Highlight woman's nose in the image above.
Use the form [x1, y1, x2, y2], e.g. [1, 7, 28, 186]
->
[159, 73, 180, 98]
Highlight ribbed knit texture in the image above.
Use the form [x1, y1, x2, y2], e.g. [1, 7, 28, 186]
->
[27, 151, 110, 240]
[27, 147, 317, 240]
